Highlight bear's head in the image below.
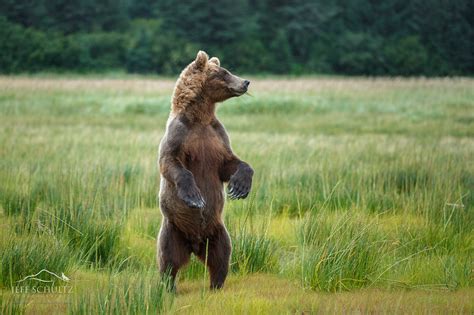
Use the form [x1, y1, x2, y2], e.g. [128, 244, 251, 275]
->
[198, 51, 250, 102]
[171, 51, 250, 115]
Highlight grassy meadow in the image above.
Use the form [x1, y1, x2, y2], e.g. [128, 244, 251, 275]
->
[0, 75, 473, 314]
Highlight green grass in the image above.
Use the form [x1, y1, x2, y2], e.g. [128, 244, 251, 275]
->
[295, 212, 383, 291]
[0, 76, 473, 313]
[0, 233, 74, 287]
[67, 270, 174, 315]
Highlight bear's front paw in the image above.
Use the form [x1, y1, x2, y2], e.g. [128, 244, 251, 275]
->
[177, 183, 206, 209]
[227, 166, 253, 200]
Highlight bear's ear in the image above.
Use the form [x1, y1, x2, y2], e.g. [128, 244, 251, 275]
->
[209, 57, 220, 67]
[194, 50, 209, 71]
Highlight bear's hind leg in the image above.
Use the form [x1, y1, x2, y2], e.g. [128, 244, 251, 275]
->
[197, 225, 231, 290]
[157, 219, 191, 291]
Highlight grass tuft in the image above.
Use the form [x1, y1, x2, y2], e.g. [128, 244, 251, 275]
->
[68, 271, 173, 314]
[296, 212, 383, 291]
[0, 234, 73, 288]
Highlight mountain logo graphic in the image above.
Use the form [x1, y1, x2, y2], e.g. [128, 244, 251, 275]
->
[16, 269, 70, 284]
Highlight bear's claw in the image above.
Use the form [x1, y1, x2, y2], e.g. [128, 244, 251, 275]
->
[177, 185, 206, 209]
[183, 195, 205, 208]
[184, 196, 205, 208]
[227, 172, 252, 200]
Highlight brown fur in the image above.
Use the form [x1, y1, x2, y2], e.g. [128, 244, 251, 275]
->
[157, 51, 253, 290]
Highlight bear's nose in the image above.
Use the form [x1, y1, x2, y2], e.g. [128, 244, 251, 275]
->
[243, 80, 250, 88]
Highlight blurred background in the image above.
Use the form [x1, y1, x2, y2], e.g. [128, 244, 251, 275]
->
[0, 0, 472, 76]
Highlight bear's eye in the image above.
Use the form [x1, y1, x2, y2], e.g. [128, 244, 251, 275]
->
[221, 70, 230, 80]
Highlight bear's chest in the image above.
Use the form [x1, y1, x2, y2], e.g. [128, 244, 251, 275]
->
[183, 126, 227, 166]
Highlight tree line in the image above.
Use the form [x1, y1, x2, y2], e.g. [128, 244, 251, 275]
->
[0, 0, 472, 75]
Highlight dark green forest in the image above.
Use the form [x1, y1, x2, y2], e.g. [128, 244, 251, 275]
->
[0, 0, 473, 75]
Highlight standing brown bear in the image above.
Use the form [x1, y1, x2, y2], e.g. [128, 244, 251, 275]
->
[157, 51, 253, 290]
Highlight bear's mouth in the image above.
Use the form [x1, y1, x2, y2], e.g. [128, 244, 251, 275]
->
[231, 87, 248, 96]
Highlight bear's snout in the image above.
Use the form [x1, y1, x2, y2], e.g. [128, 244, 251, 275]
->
[243, 80, 250, 89]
